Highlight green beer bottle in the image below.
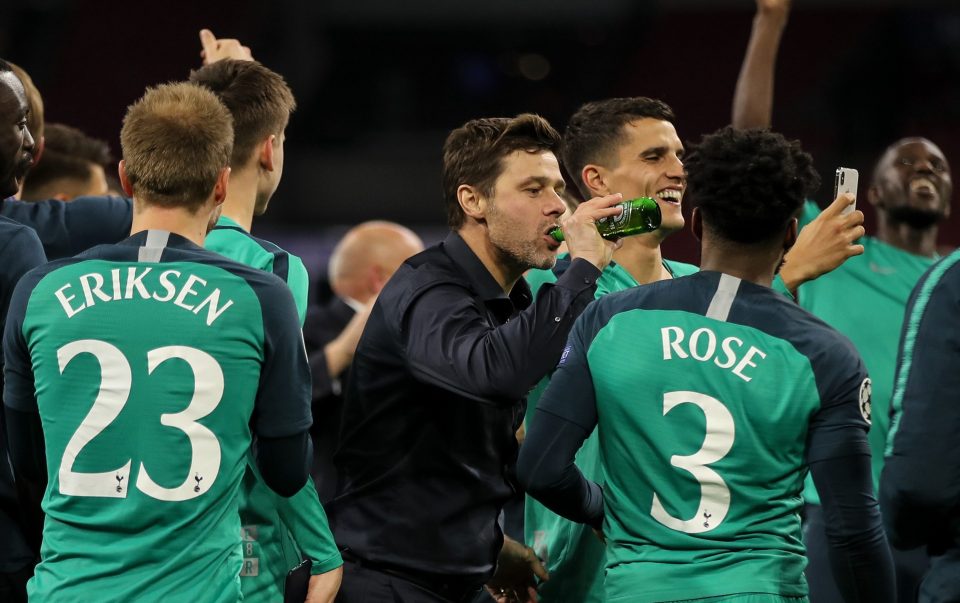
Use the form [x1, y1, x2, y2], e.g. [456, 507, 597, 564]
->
[550, 196, 661, 242]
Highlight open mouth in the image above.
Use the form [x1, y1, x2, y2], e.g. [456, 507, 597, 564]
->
[543, 224, 562, 247]
[657, 188, 682, 205]
[910, 177, 938, 198]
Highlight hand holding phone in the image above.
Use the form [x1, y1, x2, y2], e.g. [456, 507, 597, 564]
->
[834, 167, 859, 216]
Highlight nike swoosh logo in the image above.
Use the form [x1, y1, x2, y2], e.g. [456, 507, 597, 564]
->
[870, 262, 896, 275]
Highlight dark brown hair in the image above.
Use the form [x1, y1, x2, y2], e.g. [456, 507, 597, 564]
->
[190, 60, 295, 168]
[562, 97, 675, 198]
[442, 114, 560, 229]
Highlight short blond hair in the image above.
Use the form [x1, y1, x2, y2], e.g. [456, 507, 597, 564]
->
[120, 82, 233, 211]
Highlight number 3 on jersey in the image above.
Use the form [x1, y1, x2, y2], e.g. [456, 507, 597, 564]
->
[650, 391, 735, 534]
[57, 339, 224, 501]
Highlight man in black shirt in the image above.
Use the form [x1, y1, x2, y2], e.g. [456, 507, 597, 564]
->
[303, 221, 424, 503]
[328, 114, 623, 602]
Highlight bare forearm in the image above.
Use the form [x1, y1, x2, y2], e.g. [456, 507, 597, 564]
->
[732, 10, 789, 129]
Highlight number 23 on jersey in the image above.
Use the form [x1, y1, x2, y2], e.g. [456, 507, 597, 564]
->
[57, 339, 224, 502]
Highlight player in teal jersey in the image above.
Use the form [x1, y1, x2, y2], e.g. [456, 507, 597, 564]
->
[522, 97, 862, 603]
[523, 255, 695, 603]
[2, 83, 313, 602]
[191, 34, 342, 603]
[519, 126, 895, 603]
[732, 2, 953, 599]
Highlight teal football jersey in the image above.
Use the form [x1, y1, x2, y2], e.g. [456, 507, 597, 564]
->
[537, 271, 869, 601]
[205, 215, 342, 601]
[2, 230, 312, 602]
[795, 202, 937, 503]
[523, 255, 697, 603]
[205, 215, 309, 322]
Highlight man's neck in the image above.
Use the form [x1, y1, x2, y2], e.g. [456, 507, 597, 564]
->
[458, 226, 524, 293]
[220, 166, 259, 232]
[613, 231, 673, 285]
[130, 200, 210, 246]
[699, 238, 781, 287]
[876, 213, 939, 258]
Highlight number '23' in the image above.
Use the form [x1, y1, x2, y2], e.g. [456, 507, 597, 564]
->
[56, 339, 224, 502]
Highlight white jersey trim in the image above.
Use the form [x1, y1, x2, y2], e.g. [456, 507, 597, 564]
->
[705, 273, 741, 322]
[138, 230, 171, 263]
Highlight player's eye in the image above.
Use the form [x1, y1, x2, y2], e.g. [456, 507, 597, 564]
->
[524, 187, 542, 196]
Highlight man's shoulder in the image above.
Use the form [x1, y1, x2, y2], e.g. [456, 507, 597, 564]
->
[394, 243, 469, 289]
[663, 258, 699, 278]
[0, 214, 38, 237]
[77, 239, 291, 293]
[205, 223, 303, 278]
[374, 244, 474, 319]
[0, 215, 42, 252]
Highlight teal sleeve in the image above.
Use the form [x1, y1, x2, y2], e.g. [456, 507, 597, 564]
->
[524, 266, 559, 298]
[799, 199, 820, 229]
[286, 255, 310, 326]
[663, 259, 699, 278]
[771, 275, 796, 300]
[770, 201, 818, 301]
[276, 481, 344, 574]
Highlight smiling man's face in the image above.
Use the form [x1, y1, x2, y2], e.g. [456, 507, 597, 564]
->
[870, 137, 952, 228]
[601, 118, 686, 234]
[0, 70, 35, 199]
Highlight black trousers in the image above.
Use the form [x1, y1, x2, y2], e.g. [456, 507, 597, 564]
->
[0, 563, 32, 603]
[336, 560, 493, 603]
[803, 503, 929, 602]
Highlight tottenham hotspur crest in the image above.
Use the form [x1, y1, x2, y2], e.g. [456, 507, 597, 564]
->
[859, 378, 872, 425]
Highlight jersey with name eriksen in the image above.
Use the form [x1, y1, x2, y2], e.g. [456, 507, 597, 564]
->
[3, 230, 311, 603]
[553, 271, 868, 601]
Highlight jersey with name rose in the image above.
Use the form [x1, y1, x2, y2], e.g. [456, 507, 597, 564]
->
[2, 230, 312, 603]
[540, 271, 869, 601]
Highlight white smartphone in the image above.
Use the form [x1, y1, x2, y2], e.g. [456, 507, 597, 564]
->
[834, 167, 859, 215]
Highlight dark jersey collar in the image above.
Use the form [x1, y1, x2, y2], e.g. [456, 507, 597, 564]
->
[442, 231, 533, 310]
[118, 229, 204, 252]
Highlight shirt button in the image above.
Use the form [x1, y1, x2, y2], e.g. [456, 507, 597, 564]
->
[554, 316, 561, 322]
[584, 278, 591, 284]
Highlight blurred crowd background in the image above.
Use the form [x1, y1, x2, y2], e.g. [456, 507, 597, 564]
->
[4, 0, 959, 300]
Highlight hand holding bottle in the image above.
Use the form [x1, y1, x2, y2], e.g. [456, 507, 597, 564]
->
[560, 193, 625, 271]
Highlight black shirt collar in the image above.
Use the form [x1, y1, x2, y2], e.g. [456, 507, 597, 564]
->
[443, 231, 533, 310]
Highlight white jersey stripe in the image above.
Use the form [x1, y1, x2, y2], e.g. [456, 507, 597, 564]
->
[705, 273, 741, 322]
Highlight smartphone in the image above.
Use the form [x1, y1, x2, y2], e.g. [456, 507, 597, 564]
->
[283, 558, 312, 603]
[834, 167, 859, 216]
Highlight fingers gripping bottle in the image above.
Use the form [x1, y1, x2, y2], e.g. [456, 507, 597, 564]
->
[550, 197, 661, 242]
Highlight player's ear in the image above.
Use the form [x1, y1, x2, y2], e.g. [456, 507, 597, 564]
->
[33, 135, 44, 165]
[866, 183, 881, 208]
[582, 164, 610, 197]
[457, 184, 486, 222]
[118, 160, 134, 197]
[213, 167, 230, 205]
[690, 207, 703, 242]
[783, 217, 798, 251]
[258, 135, 276, 172]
